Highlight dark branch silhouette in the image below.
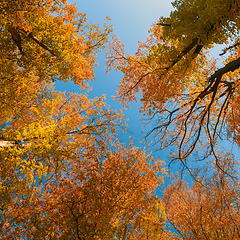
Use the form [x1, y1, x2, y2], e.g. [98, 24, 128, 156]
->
[7, 25, 57, 56]
[19, 28, 57, 56]
[147, 57, 240, 162]
[7, 26, 24, 55]
[219, 41, 240, 56]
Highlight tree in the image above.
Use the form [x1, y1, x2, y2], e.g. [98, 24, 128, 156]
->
[107, 0, 240, 167]
[0, 0, 169, 239]
[0, 0, 113, 217]
[163, 154, 240, 239]
[1, 126, 167, 239]
[0, 0, 112, 125]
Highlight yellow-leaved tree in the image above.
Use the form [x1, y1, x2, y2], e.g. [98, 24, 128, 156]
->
[0, 0, 170, 239]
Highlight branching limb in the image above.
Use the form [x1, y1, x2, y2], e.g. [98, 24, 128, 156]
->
[219, 42, 240, 56]
[157, 18, 171, 27]
[7, 26, 24, 55]
[19, 29, 57, 56]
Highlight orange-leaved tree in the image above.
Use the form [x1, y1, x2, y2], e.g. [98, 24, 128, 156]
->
[106, 0, 240, 167]
[0, 0, 113, 218]
[163, 154, 240, 239]
[0, 0, 170, 239]
[0, 0, 112, 126]
[2, 137, 167, 239]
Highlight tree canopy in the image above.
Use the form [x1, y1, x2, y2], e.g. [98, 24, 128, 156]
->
[106, 1, 240, 236]
[0, 0, 169, 239]
[163, 155, 240, 239]
[1, 0, 240, 239]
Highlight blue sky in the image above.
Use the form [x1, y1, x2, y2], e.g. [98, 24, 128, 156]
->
[56, 1, 237, 178]
[70, 0, 173, 53]
[53, 0, 240, 209]
[56, 0, 174, 150]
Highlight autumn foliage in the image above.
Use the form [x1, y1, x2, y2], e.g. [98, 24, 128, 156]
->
[1, 0, 240, 239]
[163, 155, 240, 239]
[106, 0, 240, 238]
[0, 0, 170, 239]
[107, 0, 240, 164]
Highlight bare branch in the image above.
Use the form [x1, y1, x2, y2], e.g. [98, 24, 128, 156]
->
[219, 42, 240, 56]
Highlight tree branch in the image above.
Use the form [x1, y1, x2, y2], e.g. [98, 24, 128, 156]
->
[19, 29, 57, 56]
[157, 19, 171, 27]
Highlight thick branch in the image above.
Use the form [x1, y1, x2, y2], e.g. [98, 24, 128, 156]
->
[211, 56, 240, 78]
[157, 19, 171, 27]
[7, 26, 24, 55]
[19, 29, 57, 56]
[167, 37, 199, 71]
[0, 120, 111, 148]
[122, 225, 128, 240]
[157, 22, 171, 27]
[198, 56, 240, 100]
[219, 42, 240, 56]
[0, 140, 30, 147]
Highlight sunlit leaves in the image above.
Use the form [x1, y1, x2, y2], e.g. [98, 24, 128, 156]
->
[163, 156, 240, 239]
[107, 0, 240, 163]
[0, 1, 168, 239]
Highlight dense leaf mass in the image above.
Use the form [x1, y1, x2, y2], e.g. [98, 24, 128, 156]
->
[0, 0, 168, 239]
[163, 156, 240, 239]
[0, 0, 240, 239]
